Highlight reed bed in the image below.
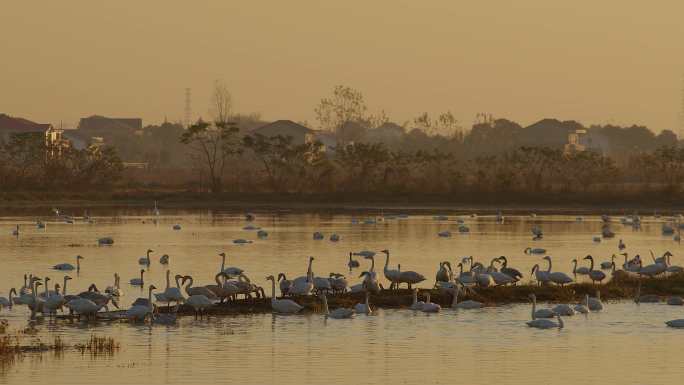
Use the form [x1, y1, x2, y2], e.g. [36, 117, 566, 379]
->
[0, 329, 120, 370]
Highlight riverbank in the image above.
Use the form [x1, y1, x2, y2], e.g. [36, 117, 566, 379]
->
[2, 191, 684, 216]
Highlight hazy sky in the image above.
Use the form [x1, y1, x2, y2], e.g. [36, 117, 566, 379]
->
[2, 1, 683, 132]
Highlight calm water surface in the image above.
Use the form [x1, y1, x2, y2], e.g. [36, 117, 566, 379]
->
[1, 210, 683, 385]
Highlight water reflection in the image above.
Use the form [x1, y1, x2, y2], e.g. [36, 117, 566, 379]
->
[0, 212, 683, 384]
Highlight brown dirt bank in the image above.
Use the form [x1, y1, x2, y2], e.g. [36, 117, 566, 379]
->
[148, 273, 684, 317]
[1, 191, 684, 216]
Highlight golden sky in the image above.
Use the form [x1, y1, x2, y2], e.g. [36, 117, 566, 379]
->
[2, 0, 683, 132]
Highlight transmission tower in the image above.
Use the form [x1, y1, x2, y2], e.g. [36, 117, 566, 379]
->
[680, 75, 684, 138]
[184, 88, 192, 128]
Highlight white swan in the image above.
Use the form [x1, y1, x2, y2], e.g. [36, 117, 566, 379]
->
[552, 304, 576, 316]
[410, 288, 425, 310]
[105, 273, 124, 297]
[0, 288, 16, 309]
[138, 249, 153, 265]
[588, 290, 604, 311]
[129, 269, 145, 286]
[155, 270, 185, 306]
[527, 294, 564, 329]
[665, 319, 684, 328]
[126, 285, 157, 322]
[543, 256, 573, 286]
[600, 255, 616, 270]
[185, 294, 213, 318]
[290, 257, 315, 296]
[182, 275, 218, 299]
[320, 293, 354, 319]
[583, 255, 606, 284]
[44, 276, 72, 315]
[219, 252, 244, 277]
[531, 264, 551, 286]
[381, 249, 402, 289]
[574, 294, 589, 314]
[529, 294, 556, 318]
[53, 255, 84, 272]
[347, 252, 360, 269]
[420, 292, 441, 313]
[450, 286, 482, 309]
[572, 259, 590, 275]
[354, 291, 372, 315]
[266, 275, 303, 314]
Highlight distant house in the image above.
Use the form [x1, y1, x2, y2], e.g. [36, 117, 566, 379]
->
[0, 113, 73, 156]
[250, 120, 314, 144]
[78, 115, 143, 132]
[0, 113, 52, 142]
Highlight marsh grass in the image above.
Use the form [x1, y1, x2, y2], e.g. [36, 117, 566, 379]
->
[0, 329, 120, 371]
[75, 335, 119, 356]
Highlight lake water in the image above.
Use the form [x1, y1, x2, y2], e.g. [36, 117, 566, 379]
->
[1, 210, 683, 385]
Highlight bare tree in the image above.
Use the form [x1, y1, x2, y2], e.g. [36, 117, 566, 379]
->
[210, 79, 233, 124]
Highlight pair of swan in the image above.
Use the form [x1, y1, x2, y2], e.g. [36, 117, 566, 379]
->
[126, 285, 157, 322]
[266, 275, 302, 314]
[408, 289, 440, 312]
[53, 255, 84, 272]
[154, 270, 185, 306]
[527, 294, 564, 329]
[381, 250, 425, 290]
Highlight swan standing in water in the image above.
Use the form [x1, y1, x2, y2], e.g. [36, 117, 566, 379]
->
[130, 269, 145, 286]
[320, 293, 354, 319]
[126, 285, 157, 322]
[527, 294, 564, 329]
[436, 262, 452, 283]
[450, 286, 482, 309]
[354, 291, 372, 315]
[53, 255, 84, 272]
[184, 291, 214, 319]
[266, 275, 303, 314]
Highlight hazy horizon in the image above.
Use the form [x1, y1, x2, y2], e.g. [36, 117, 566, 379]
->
[2, 1, 683, 132]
